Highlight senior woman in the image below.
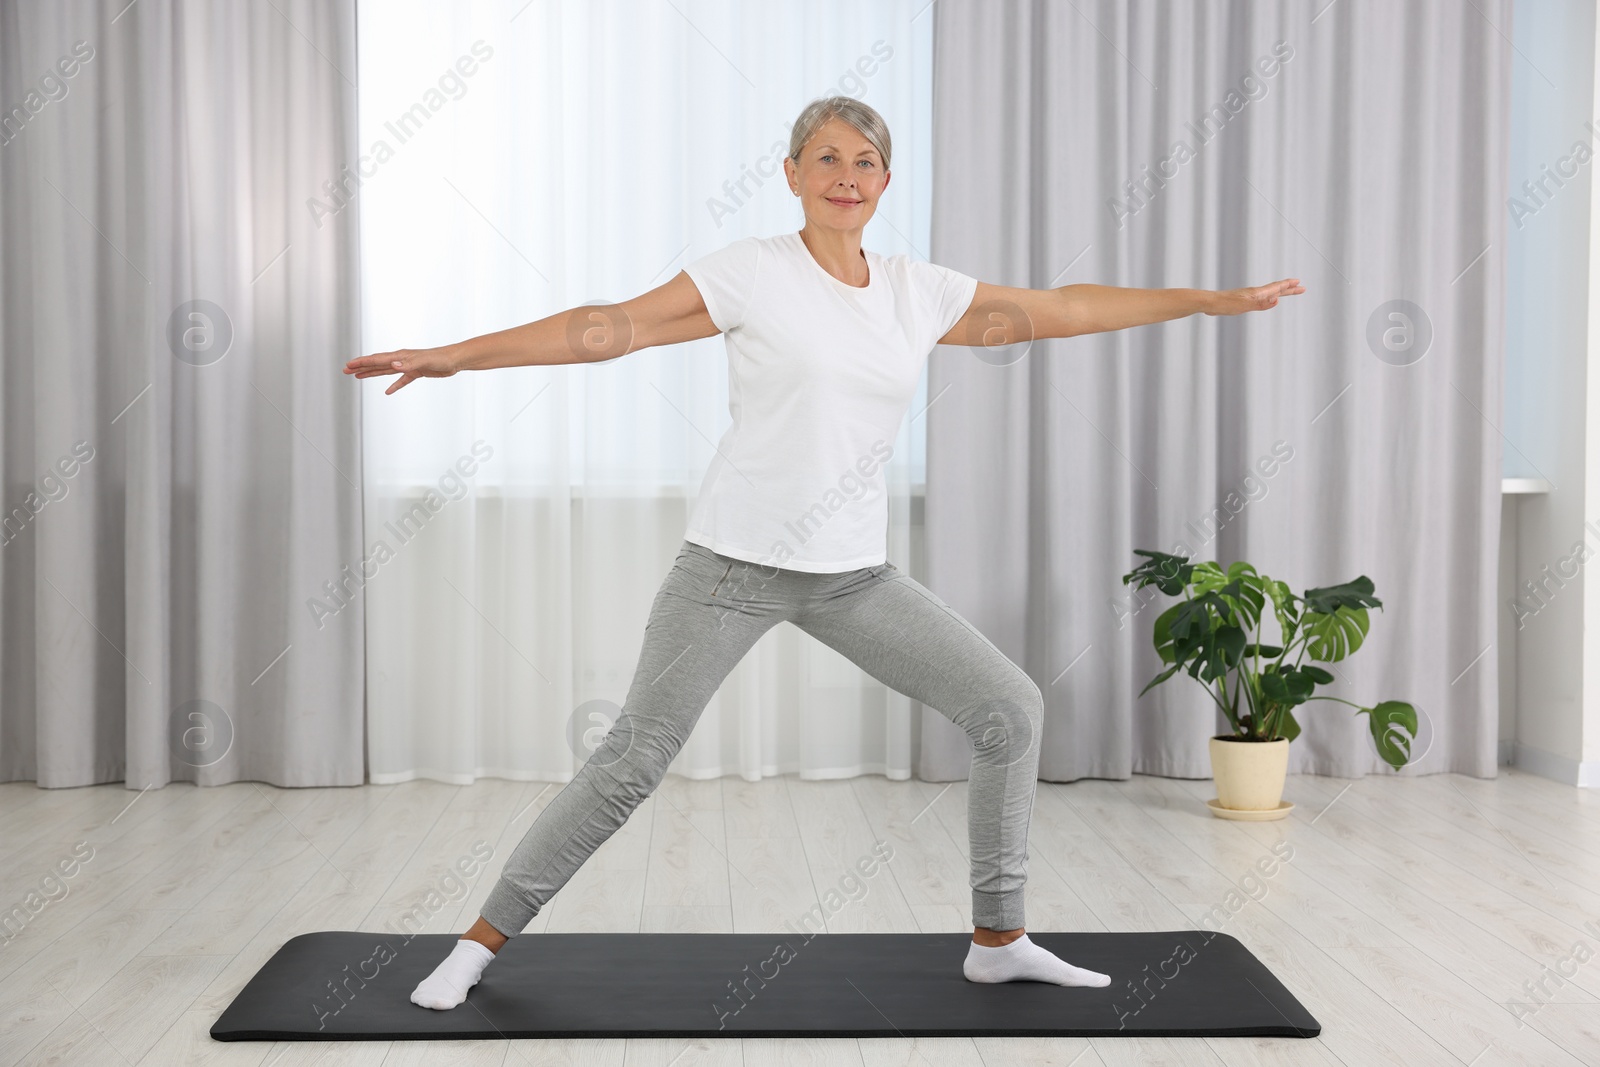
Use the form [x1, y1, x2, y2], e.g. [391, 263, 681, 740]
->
[345, 94, 1303, 1011]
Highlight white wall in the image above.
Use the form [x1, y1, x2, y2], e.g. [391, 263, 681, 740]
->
[1503, 0, 1600, 785]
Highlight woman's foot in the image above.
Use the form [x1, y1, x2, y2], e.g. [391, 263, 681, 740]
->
[410, 937, 496, 1009]
[963, 932, 1111, 987]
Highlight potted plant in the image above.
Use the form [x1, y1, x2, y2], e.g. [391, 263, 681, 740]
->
[1121, 550, 1419, 821]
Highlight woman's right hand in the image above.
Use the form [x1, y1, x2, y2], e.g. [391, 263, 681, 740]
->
[343, 346, 460, 395]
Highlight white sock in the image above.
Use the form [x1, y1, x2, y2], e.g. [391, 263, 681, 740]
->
[411, 937, 497, 1010]
[963, 933, 1111, 987]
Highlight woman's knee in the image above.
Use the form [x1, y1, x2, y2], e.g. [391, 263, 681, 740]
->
[994, 672, 1044, 727]
[586, 712, 676, 803]
[962, 675, 1043, 762]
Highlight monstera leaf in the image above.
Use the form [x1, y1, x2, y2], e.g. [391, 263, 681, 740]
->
[1153, 583, 1250, 681]
[1302, 576, 1383, 615]
[1360, 700, 1419, 770]
[1260, 664, 1316, 705]
[1266, 579, 1299, 646]
[1124, 549, 1195, 596]
[1194, 623, 1247, 685]
[1138, 662, 1184, 698]
[1301, 604, 1371, 662]
[1190, 562, 1268, 633]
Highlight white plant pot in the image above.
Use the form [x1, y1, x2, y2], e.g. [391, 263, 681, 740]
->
[1207, 735, 1291, 820]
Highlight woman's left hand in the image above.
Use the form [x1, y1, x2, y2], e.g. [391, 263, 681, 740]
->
[1205, 278, 1305, 316]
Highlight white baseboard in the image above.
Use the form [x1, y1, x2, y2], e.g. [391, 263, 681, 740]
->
[1512, 741, 1600, 788]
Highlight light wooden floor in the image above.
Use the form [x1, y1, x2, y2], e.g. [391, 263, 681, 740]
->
[0, 767, 1597, 1066]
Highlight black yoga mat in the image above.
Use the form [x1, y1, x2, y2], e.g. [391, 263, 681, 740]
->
[211, 929, 1320, 1041]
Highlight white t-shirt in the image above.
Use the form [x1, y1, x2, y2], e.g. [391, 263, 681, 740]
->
[679, 230, 979, 573]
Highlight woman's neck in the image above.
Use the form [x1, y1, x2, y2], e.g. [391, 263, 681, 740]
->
[798, 225, 869, 286]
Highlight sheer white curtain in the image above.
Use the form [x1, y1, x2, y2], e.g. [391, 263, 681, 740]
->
[358, 0, 943, 784]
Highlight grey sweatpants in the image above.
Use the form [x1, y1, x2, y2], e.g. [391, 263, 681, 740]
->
[478, 540, 1044, 934]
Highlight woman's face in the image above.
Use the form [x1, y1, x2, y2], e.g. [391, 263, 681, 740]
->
[785, 117, 890, 235]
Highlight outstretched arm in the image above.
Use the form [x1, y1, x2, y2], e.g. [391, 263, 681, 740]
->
[344, 271, 721, 394]
[937, 278, 1305, 346]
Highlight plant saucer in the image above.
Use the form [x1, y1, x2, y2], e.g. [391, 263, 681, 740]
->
[1205, 797, 1295, 821]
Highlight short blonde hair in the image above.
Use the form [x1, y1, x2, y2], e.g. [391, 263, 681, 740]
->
[788, 95, 891, 170]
